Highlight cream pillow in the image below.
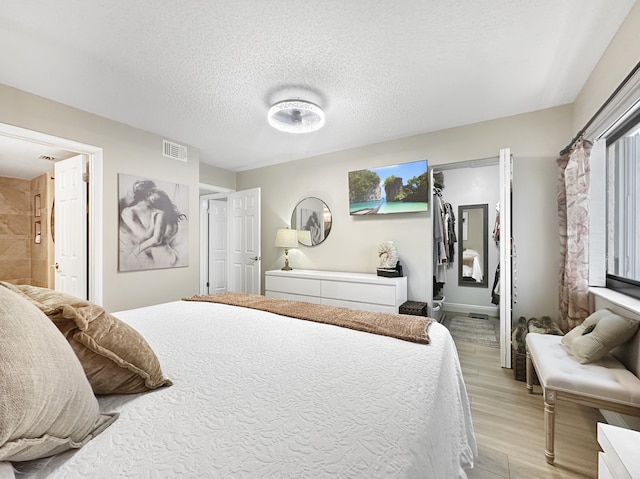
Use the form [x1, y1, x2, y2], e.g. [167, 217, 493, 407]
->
[1, 283, 172, 395]
[561, 309, 640, 364]
[0, 286, 118, 462]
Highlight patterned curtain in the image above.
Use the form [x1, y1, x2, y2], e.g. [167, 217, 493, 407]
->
[557, 139, 592, 331]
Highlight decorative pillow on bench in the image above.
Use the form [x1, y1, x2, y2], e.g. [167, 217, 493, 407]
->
[561, 308, 640, 364]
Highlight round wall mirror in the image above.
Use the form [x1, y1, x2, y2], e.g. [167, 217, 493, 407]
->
[291, 197, 332, 246]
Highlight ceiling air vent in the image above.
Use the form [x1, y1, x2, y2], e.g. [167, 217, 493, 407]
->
[162, 139, 188, 162]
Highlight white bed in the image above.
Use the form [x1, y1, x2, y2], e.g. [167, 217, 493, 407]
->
[13, 299, 476, 478]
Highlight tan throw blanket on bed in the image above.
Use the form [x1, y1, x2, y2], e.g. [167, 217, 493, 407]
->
[184, 292, 434, 344]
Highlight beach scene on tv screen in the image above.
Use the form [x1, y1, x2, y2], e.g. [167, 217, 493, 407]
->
[348, 160, 429, 215]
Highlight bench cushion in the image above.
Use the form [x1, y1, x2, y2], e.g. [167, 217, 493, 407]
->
[526, 333, 640, 407]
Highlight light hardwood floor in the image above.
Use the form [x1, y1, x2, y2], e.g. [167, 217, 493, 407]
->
[456, 340, 602, 479]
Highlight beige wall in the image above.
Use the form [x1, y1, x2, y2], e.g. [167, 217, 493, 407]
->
[573, 1, 640, 131]
[238, 105, 573, 320]
[199, 162, 236, 191]
[0, 84, 202, 311]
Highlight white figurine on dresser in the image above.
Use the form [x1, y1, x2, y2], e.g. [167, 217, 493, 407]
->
[264, 269, 407, 314]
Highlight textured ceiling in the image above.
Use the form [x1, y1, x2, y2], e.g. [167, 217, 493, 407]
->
[0, 0, 636, 174]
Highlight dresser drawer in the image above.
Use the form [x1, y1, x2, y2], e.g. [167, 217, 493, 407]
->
[598, 452, 615, 479]
[321, 280, 396, 306]
[597, 423, 640, 479]
[266, 291, 322, 304]
[265, 275, 321, 297]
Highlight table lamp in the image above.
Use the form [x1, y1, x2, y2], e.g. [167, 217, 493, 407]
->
[274, 228, 298, 270]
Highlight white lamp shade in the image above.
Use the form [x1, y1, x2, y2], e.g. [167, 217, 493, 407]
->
[297, 229, 312, 246]
[274, 228, 299, 248]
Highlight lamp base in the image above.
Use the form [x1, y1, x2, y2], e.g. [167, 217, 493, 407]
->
[281, 249, 293, 271]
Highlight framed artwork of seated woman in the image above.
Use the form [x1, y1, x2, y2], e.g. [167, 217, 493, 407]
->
[118, 173, 189, 272]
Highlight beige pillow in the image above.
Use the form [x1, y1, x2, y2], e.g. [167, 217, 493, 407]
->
[1, 283, 172, 395]
[0, 286, 117, 462]
[561, 309, 640, 363]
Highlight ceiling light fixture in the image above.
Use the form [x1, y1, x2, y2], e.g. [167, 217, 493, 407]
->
[268, 100, 325, 134]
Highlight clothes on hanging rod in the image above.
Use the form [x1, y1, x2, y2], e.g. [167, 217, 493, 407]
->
[433, 186, 457, 285]
[490, 263, 500, 305]
[444, 202, 457, 263]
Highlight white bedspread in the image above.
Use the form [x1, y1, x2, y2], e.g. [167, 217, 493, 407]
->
[14, 300, 476, 478]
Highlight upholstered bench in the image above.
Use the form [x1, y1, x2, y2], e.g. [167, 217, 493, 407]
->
[526, 309, 640, 465]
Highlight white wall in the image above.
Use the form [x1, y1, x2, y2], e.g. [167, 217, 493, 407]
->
[512, 157, 562, 321]
[437, 164, 500, 315]
[0, 83, 203, 312]
[237, 105, 573, 323]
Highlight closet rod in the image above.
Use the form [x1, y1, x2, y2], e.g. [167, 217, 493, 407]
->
[559, 59, 640, 156]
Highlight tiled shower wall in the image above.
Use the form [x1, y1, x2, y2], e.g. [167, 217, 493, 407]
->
[0, 174, 51, 286]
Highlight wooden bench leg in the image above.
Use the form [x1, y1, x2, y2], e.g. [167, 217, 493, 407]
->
[526, 349, 533, 393]
[543, 388, 556, 465]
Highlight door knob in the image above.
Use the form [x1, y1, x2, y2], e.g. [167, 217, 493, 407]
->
[55, 263, 59, 270]
[250, 256, 260, 262]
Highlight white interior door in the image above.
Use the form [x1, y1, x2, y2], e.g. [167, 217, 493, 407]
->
[499, 148, 513, 368]
[208, 199, 228, 293]
[228, 187, 261, 293]
[54, 154, 87, 298]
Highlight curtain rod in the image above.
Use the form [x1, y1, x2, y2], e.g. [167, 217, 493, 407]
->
[559, 59, 640, 156]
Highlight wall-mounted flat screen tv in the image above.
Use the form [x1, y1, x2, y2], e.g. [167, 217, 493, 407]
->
[348, 159, 429, 215]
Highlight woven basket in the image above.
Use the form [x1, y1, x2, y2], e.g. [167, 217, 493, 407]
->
[399, 301, 428, 316]
[512, 346, 539, 385]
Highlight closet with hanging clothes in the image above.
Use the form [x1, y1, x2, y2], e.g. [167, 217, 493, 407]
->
[432, 171, 456, 321]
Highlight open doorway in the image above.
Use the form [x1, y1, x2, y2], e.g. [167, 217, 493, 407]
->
[199, 183, 233, 294]
[433, 159, 500, 318]
[432, 150, 513, 368]
[199, 184, 262, 295]
[0, 123, 104, 303]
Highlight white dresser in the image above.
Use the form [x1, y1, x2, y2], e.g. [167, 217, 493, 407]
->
[598, 423, 640, 479]
[264, 269, 408, 314]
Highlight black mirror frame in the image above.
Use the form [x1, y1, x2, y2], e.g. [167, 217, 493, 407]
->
[290, 197, 332, 246]
[458, 203, 489, 288]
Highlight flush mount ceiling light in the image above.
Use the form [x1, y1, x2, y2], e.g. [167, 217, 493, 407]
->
[268, 100, 325, 133]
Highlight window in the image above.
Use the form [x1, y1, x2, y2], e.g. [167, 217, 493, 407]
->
[605, 114, 640, 299]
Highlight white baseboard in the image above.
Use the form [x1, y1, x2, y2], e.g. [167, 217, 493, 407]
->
[444, 302, 499, 317]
